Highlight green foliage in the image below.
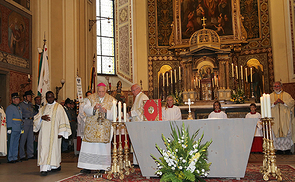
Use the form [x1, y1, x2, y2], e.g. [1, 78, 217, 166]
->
[151, 122, 212, 182]
[230, 89, 246, 104]
[172, 91, 183, 106]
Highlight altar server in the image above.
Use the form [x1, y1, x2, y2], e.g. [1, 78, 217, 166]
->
[245, 103, 262, 152]
[0, 105, 7, 157]
[208, 101, 227, 119]
[162, 95, 182, 121]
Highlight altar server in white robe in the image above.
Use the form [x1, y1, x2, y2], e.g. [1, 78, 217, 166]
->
[245, 103, 262, 152]
[130, 84, 149, 122]
[78, 83, 116, 174]
[270, 81, 295, 154]
[208, 101, 227, 119]
[33, 91, 71, 176]
[162, 95, 182, 121]
[0, 106, 7, 156]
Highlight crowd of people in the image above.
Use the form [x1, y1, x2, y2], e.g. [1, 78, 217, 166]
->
[0, 80, 293, 177]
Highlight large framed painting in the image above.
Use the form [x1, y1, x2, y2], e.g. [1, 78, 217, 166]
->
[173, 0, 246, 45]
[0, 0, 32, 74]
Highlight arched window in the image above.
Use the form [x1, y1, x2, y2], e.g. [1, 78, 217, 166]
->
[96, 0, 115, 75]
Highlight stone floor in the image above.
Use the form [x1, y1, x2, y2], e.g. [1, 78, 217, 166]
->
[0, 152, 294, 182]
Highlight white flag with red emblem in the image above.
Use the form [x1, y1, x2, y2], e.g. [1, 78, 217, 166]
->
[37, 45, 50, 104]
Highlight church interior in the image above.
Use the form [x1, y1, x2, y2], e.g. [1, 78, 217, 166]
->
[0, 0, 295, 181]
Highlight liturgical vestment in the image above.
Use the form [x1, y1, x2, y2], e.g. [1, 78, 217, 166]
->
[131, 92, 149, 122]
[270, 91, 295, 150]
[162, 105, 182, 121]
[33, 101, 71, 172]
[0, 107, 7, 156]
[208, 111, 227, 119]
[78, 93, 115, 170]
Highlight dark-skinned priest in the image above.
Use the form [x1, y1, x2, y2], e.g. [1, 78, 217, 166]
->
[78, 82, 116, 175]
[33, 91, 72, 176]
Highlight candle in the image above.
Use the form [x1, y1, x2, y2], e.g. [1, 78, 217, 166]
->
[194, 79, 196, 88]
[260, 97, 265, 118]
[266, 94, 271, 117]
[245, 68, 248, 82]
[123, 103, 127, 122]
[250, 68, 253, 82]
[28, 74, 30, 79]
[162, 73, 164, 86]
[118, 101, 121, 122]
[216, 77, 218, 87]
[231, 63, 234, 77]
[240, 66, 243, 80]
[212, 78, 214, 87]
[198, 79, 200, 88]
[174, 69, 177, 83]
[179, 67, 181, 80]
[166, 73, 168, 86]
[235, 66, 238, 79]
[263, 93, 267, 118]
[112, 100, 116, 122]
[170, 70, 173, 84]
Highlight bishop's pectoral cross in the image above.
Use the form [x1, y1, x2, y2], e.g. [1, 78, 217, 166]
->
[185, 98, 194, 113]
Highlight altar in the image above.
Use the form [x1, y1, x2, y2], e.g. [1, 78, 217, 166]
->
[126, 118, 257, 179]
[179, 102, 261, 119]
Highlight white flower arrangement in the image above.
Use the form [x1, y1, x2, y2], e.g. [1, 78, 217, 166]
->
[151, 122, 212, 182]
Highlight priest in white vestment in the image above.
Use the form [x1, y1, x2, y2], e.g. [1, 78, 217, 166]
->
[208, 101, 227, 119]
[33, 91, 72, 176]
[130, 84, 149, 122]
[162, 95, 182, 121]
[270, 81, 295, 153]
[0, 106, 7, 156]
[78, 83, 116, 174]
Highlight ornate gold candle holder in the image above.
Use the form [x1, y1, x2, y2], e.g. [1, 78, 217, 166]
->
[106, 122, 134, 180]
[260, 117, 282, 181]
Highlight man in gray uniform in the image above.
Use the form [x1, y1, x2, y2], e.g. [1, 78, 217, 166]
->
[19, 90, 35, 160]
[6, 93, 22, 163]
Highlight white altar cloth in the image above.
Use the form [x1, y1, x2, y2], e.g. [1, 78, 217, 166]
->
[126, 118, 257, 178]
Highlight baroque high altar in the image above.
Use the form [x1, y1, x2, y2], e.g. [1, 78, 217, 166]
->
[152, 0, 271, 103]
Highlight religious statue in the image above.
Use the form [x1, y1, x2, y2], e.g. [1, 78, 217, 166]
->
[111, 81, 126, 103]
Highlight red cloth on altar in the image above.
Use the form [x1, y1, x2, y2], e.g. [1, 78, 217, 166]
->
[143, 99, 162, 121]
[251, 136, 263, 152]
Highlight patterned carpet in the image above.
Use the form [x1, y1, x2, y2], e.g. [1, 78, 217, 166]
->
[58, 164, 295, 182]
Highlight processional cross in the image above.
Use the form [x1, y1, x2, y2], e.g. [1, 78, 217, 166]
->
[185, 98, 194, 120]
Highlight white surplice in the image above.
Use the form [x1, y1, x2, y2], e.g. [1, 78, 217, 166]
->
[33, 101, 71, 172]
[208, 111, 227, 119]
[0, 107, 7, 156]
[245, 112, 262, 136]
[162, 105, 182, 121]
[130, 92, 149, 122]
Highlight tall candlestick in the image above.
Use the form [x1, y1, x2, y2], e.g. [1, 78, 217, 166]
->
[245, 68, 248, 82]
[179, 67, 181, 80]
[231, 63, 234, 77]
[170, 70, 173, 84]
[240, 66, 243, 80]
[235, 66, 238, 79]
[216, 77, 218, 87]
[118, 101, 121, 122]
[250, 68, 253, 82]
[162, 73, 164, 86]
[166, 73, 169, 86]
[263, 93, 267, 118]
[198, 79, 200, 88]
[112, 100, 116, 122]
[174, 69, 177, 83]
[212, 78, 214, 87]
[123, 103, 127, 122]
[194, 79, 196, 88]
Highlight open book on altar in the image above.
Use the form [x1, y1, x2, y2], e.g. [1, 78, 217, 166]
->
[143, 99, 162, 121]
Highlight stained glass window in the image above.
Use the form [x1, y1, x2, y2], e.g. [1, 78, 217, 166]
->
[97, 0, 115, 75]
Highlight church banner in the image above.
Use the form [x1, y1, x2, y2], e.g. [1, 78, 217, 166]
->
[143, 99, 162, 121]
